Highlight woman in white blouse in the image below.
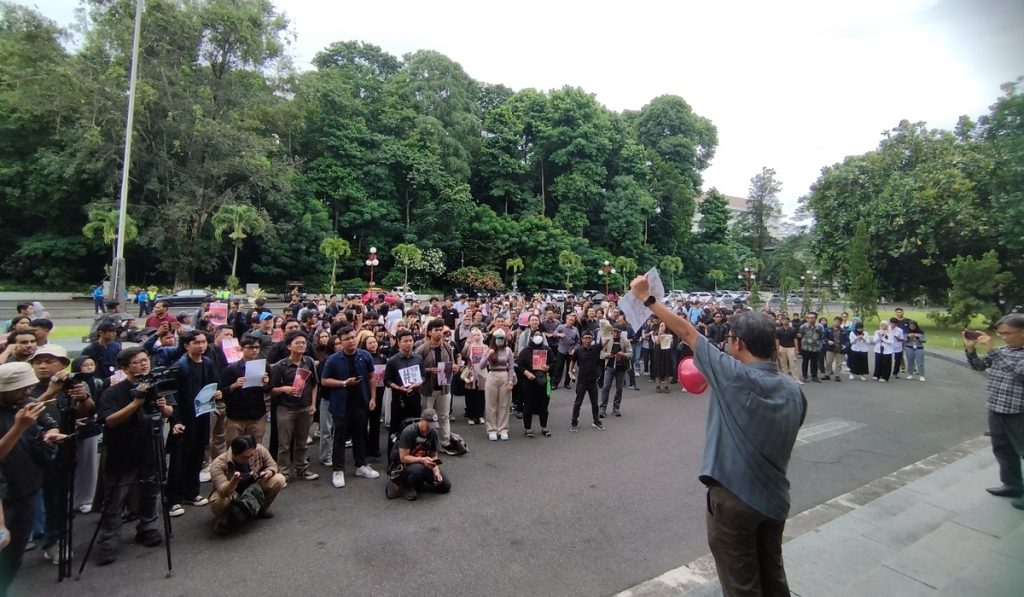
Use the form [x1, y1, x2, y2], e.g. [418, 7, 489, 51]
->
[847, 321, 871, 381]
[872, 321, 894, 382]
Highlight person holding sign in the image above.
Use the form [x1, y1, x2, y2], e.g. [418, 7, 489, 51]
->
[384, 330, 425, 431]
[516, 333, 554, 438]
[218, 334, 269, 446]
[269, 332, 319, 482]
[460, 329, 488, 425]
[361, 335, 388, 458]
[166, 331, 222, 516]
[321, 326, 380, 489]
[629, 274, 806, 597]
[414, 320, 461, 455]
[483, 330, 517, 441]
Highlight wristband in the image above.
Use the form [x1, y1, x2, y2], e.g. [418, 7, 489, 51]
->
[644, 295, 657, 307]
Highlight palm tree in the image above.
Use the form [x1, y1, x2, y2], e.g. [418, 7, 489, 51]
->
[557, 250, 581, 289]
[659, 255, 684, 289]
[320, 237, 352, 294]
[212, 204, 268, 285]
[614, 256, 638, 292]
[708, 269, 725, 292]
[392, 243, 423, 289]
[82, 209, 139, 261]
[505, 257, 524, 291]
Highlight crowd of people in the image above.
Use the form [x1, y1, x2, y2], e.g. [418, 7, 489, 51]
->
[0, 286, 938, 593]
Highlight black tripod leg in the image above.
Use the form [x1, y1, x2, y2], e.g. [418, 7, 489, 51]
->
[76, 484, 111, 579]
[151, 414, 173, 578]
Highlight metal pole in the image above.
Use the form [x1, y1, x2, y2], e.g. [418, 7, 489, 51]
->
[109, 0, 144, 305]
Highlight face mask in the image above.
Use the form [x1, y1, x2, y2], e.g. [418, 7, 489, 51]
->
[495, 338, 505, 346]
[532, 334, 544, 345]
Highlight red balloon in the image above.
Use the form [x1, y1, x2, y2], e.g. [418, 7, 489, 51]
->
[677, 357, 708, 394]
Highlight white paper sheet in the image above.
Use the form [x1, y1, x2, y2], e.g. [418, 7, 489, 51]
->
[620, 267, 666, 333]
[243, 359, 266, 388]
[194, 383, 219, 416]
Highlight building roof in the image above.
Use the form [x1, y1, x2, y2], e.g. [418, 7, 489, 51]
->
[697, 192, 748, 212]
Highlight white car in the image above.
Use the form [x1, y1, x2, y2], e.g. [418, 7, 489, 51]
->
[691, 292, 713, 302]
[392, 286, 415, 301]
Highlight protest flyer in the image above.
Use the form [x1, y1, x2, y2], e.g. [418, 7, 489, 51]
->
[373, 364, 386, 385]
[194, 383, 218, 416]
[292, 368, 312, 396]
[208, 302, 228, 326]
[532, 350, 547, 369]
[399, 364, 423, 387]
[244, 359, 266, 388]
[221, 337, 242, 363]
[436, 362, 453, 386]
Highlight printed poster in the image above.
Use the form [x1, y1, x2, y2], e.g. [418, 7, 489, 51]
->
[243, 359, 266, 388]
[373, 364, 386, 385]
[398, 364, 423, 387]
[436, 362, 453, 386]
[221, 337, 242, 363]
[292, 368, 311, 396]
[532, 350, 547, 369]
[470, 346, 486, 365]
[208, 302, 228, 326]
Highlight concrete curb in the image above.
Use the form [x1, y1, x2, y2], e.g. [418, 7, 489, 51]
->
[615, 435, 992, 597]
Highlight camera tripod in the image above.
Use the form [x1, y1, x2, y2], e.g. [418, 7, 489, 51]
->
[77, 407, 174, 579]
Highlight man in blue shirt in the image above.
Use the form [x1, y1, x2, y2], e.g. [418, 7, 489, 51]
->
[631, 274, 806, 597]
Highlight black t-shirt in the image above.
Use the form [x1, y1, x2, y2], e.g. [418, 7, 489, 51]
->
[777, 326, 799, 348]
[97, 379, 176, 473]
[0, 404, 57, 500]
[398, 423, 437, 459]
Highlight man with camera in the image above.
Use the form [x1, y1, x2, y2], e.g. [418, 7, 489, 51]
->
[385, 408, 451, 500]
[0, 362, 68, 592]
[27, 345, 94, 565]
[209, 434, 285, 535]
[94, 347, 176, 566]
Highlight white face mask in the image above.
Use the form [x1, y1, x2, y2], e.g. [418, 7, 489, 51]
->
[495, 337, 505, 346]
[532, 334, 544, 345]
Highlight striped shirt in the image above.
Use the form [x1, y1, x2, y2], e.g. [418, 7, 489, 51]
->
[967, 346, 1024, 414]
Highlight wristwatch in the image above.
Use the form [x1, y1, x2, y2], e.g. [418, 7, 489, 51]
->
[644, 295, 657, 307]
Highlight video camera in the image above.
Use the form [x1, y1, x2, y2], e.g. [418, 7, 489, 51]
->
[131, 366, 177, 413]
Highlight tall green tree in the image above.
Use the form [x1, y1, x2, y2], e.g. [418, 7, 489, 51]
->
[212, 203, 269, 286]
[82, 208, 139, 261]
[392, 243, 423, 288]
[659, 255, 684, 289]
[944, 250, 1012, 329]
[736, 167, 782, 260]
[558, 249, 581, 289]
[845, 223, 878, 319]
[506, 257, 524, 290]
[696, 188, 731, 245]
[319, 237, 352, 294]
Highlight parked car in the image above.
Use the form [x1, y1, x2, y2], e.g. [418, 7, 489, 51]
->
[691, 292, 713, 302]
[550, 289, 571, 302]
[392, 286, 416, 301]
[786, 293, 802, 304]
[155, 288, 217, 307]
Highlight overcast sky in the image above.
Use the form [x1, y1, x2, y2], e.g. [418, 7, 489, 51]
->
[25, 0, 1024, 217]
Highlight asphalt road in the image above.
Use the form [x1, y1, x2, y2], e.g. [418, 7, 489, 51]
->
[8, 342, 989, 597]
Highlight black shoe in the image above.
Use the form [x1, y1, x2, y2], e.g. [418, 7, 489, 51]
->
[134, 529, 163, 547]
[404, 487, 418, 501]
[986, 485, 1024, 498]
[811, 377, 821, 383]
[613, 410, 621, 417]
[1013, 498, 1024, 510]
[631, 385, 640, 391]
[563, 385, 571, 390]
[569, 424, 579, 433]
[592, 422, 605, 430]
[822, 375, 830, 381]
[97, 552, 118, 566]
[599, 411, 607, 418]
[256, 510, 274, 519]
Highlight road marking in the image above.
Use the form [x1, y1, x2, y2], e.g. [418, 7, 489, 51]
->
[795, 418, 864, 446]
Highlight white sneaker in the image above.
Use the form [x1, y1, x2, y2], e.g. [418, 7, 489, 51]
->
[199, 468, 211, 483]
[848, 374, 854, 380]
[499, 431, 509, 441]
[860, 375, 867, 381]
[919, 376, 926, 381]
[488, 432, 498, 441]
[466, 419, 475, 425]
[355, 465, 380, 479]
[332, 471, 345, 488]
[345, 439, 353, 448]
[78, 503, 92, 514]
[168, 504, 185, 517]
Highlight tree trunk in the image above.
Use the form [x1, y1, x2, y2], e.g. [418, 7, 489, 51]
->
[540, 160, 546, 216]
[230, 242, 240, 280]
[330, 259, 338, 294]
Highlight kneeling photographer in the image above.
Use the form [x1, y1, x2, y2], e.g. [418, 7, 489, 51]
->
[94, 347, 176, 566]
[209, 434, 284, 535]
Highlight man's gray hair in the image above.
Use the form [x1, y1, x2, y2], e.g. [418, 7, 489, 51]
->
[996, 313, 1024, 330]
[729, 311, 778, 359]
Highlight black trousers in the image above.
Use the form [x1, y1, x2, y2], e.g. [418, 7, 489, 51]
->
[97, 465, 160, 560]
[333, 403, 368, 471]
[389, 390, 421, 429]
[572, 379, 600, 426]
[464, 388, 484, 419]
[367, 387, 384, 457]
[989, 410, 1024, 489]
[799, 350, 819, 379]
[706, 484, 790, 597]
[872, 353, 892, 380]
[892, 351, 905, 375]
[553, 351, 573, 387]
[0, 495, 36, 596]
[523, 378, 550, 430]
[166, 414, 209, 504]
[395, 463, 451, 493]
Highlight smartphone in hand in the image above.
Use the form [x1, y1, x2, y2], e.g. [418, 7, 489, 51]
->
[963, 330, 981, 340]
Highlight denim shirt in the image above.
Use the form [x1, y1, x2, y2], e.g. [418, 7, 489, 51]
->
[693, 335, 807, 520]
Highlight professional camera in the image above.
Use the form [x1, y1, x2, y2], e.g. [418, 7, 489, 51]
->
[132, 366, 177, 413]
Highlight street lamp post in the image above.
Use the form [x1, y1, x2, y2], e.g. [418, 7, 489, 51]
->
[599, 260, 616, 296]
[365, 247, 380, 288]
[737, 267, 756, 291]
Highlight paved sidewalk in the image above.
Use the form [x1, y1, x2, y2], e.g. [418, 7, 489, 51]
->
[619, 435, 1024, 596]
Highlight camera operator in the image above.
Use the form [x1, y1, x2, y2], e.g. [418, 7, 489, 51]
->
[27, 345, 94, 565]
[94, 347, 175, 566]
[166, 330, 220, 517]
[209, 434, 285, 535]
[0, 362, 67, 593]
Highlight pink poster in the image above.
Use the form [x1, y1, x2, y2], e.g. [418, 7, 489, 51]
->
[222, 338, 242, 363]
[209, 302, 228, 326]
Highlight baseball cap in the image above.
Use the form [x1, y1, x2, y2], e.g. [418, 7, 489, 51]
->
[259, 312, 274, 322]
[28, 344, 70, 366]
[0, 362, 39, 392]
[420, 408, 440, 430]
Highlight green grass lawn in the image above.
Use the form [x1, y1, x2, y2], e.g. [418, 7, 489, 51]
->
[811, 307, 1004, 351]
[49, 324, 90, 342]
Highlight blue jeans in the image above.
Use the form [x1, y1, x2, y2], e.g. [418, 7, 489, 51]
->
[906, 347, 925, 375]
[599, 367, 626, 412]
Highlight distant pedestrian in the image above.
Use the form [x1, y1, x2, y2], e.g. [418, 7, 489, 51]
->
[92, 286, 105, 315]
[631, 274, 806, 597]
[965, 314, 1024, 510]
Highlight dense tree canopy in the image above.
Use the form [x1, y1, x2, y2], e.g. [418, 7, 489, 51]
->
[0, 1, 1019, 309]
